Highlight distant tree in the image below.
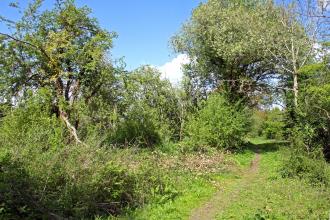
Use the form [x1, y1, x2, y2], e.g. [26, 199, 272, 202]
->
[265, 0, 329, 109]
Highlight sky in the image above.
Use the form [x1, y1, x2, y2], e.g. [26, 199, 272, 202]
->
[0, 0, 205, 84]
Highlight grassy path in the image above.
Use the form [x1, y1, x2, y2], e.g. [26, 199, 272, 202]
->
[189, 140, 330, 220]
[189, 152, 261, 220]
[129, 139, 330, 219]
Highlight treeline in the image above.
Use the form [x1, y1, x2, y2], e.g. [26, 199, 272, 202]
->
[0, 0, 329, 218]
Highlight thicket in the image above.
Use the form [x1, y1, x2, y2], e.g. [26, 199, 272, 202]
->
[281, 138, 330, 186]
[106, 66, 181, 147]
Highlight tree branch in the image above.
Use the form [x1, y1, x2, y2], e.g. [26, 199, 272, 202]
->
[0, 32, 50, 60]
[59, 110, 85, 145]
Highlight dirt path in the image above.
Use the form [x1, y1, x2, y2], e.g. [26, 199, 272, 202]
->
[189, 152, 261, 220]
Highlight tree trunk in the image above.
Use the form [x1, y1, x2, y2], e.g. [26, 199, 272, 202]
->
[59, 109, 83, 145]
[55, 77, 84, 145]
[293, 72, 298, 108]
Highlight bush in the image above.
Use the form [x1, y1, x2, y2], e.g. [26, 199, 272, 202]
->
[281, 151, 330, 186]
[297, 61, 330, 161]
[0, 150, 40, 219]
[0, 90, 67, 153]
[281, 128, 330, 186]
[108, 105, 162, 148]
[0, 145, 150, 218]
[183, 94, 250, 150]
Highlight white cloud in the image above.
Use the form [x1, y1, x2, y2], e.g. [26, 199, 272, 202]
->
[158, 54, 190, 85]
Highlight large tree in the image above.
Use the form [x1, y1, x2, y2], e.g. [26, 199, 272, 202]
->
[172, 0, 320, 108]
[0, 0, 117, 143]
[172, 0, 282, 105]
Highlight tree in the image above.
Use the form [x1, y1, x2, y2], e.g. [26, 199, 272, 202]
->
[0, 0, 117, 144]
[265, 0, 328, 109]
[172, 0, 284, 105]
[297, 44, 330, 160]
[109, 66, 181, 146]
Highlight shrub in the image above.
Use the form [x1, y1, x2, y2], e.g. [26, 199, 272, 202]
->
[105, 66, 180, 148]
[281, 128, 330, 186]
[0, 145, 147, 218]
[183, 94, 250, 150]
[298, 61, 330, 161]
[281, 151, 330, 186]
[108, 105, 162, 148]
[0, 150, 40, 219]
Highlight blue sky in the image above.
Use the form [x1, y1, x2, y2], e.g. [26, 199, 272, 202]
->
[0, 0, 204, 74]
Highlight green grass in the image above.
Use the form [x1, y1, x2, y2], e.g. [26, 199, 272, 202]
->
[230, 137, 288, 169]
[216, 141, 330, 220]
[129, 176, 216, 220]
[230, 150, 255, 169]
[118, 147, 256, 219]
[108, 139, 330, 220]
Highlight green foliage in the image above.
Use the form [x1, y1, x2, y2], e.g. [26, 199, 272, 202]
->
[249, 108, 284, 140]
[0, 89, 67, 152]
[281, 151, 330, 186]
[249, 110, 267, 137]
[172, 0, 294, 104]
[281, 128, 330, 186]
[260, 108, 285, 140]
[0, 95, 178, 219]
[107, 66, 180, 147]
[0, 0, 117, 143]
[0, 150, 39, 219]
[109, 105, 162, 148]
[183, 94, 250, 150]
[297, 60, 330, 160]
[280, 47, 330, 187]
[0, 0, 329, 219]
[0, 147, 140, 218]
[0, 146, 149, 218]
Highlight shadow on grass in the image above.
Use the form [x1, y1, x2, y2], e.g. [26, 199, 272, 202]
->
[245, 139, 289, 154]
